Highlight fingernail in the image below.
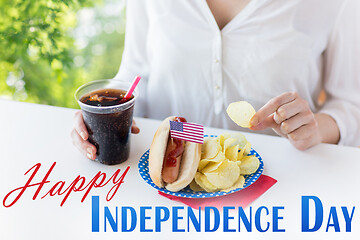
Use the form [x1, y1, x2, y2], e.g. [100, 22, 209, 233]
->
[250, 116, 258, 127]
[80, 132, 86, 140]
[278, 109, 286, 119]
[87, 148, 93, 154]
[87, 148, 94, 160]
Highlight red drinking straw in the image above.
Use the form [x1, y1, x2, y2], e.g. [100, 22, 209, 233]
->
[123, 75, 141, 100]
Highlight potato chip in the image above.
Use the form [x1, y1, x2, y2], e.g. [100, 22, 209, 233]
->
[201, 137, 209, 151]
[222, 175, 245, 192]
[238, 142, 251, 160]
[213, 150, 226, 162]
[216, 135, 226, 149]
[195, 172, 218, 192]
[208, 150, 226, 162]
[204, 160, 240, 189]
[189, 179, 204, 192]
[199, 150, 225, 170]
[231, 133, 251, 156]
[240, 155, 260, 175]
[244, 143, 251, 156]
[200, 150, 224, 165]
[198, 159, 210, 171]
[223, 137, 237, 153]
[224, 132, 251, 156]
[227, 101, 256, 128]
[221, 133, 232, 139]
[219, 133, 230, 142]
[238, 151, 244, 161]
[225, 144, 239, 161]
[201, 161, 223, 173]
[229, 132, 247, 144]
[201, 139, 221, 159]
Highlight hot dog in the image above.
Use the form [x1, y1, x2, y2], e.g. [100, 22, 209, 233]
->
[148, 116, 201, 192]
[161, 117, 186, 183]
[161, 136, 184, 183]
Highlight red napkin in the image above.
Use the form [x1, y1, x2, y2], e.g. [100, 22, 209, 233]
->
[158, 175, 277, 209]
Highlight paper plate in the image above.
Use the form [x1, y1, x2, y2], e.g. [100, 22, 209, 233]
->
[138, 135, 264, 198]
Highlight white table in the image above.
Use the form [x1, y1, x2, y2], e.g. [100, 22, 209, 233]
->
[1, 100, 360, 240]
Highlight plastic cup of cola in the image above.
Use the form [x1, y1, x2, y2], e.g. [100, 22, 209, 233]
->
[75, 79, 138, 165]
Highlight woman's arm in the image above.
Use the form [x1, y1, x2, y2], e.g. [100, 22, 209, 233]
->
[114, 0, 149, 117]
[251, 0, 360, 149]
[71, 0, 149, 160]
[314, 113, 339, 144]
[318, 0, 360, 147]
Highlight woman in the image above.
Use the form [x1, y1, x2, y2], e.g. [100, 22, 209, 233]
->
[71, 0, 360, 160]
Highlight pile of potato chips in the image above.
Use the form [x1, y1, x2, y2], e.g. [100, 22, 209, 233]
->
[190, 133, 260, 192]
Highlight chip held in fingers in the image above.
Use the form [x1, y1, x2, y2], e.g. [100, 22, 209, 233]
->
[227, 101, 256, 128]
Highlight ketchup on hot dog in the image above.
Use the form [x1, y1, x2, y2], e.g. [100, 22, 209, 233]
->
[161, 117, 187, 183]
[165, 117, 186, 167]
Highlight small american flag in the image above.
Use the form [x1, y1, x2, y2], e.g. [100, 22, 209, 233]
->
[169, 120, 204, 144]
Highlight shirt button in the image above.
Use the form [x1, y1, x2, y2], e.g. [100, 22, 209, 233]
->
[215, 85, 220, 89]
[215, 59, 220, 63]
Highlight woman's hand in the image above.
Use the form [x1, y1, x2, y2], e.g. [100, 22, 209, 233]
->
[71, 110, 140, 160]
[249, 92, 340, 150]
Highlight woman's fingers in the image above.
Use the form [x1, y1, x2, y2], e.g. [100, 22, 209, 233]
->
[72, 111, 96, 160]
[250, 92, 298, 126]
[288, 120, 318, 142]
[249, 91, 322, 150]
[72, 112, 140, 160]
[273, 97, 308, 124]
[250, 113, 277, 130]
[279, 111, 314, 135]
[73, 111, 88, 141]
[131, 119, 140, 134]
[71, 129, 97, 160]
[131, 125, 140, 133]
[288, 124, 319, 151]
[250, 114, 288, 137]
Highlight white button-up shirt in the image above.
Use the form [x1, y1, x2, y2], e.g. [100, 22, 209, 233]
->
[115, 0, 360, 147]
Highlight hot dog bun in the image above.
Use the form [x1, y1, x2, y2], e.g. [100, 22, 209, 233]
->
[148, 116, 201, 192]
[166, 141, 201, 192]
[149, 116, 175, 188]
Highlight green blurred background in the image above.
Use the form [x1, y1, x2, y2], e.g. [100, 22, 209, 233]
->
[0, 0, 126, 108]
